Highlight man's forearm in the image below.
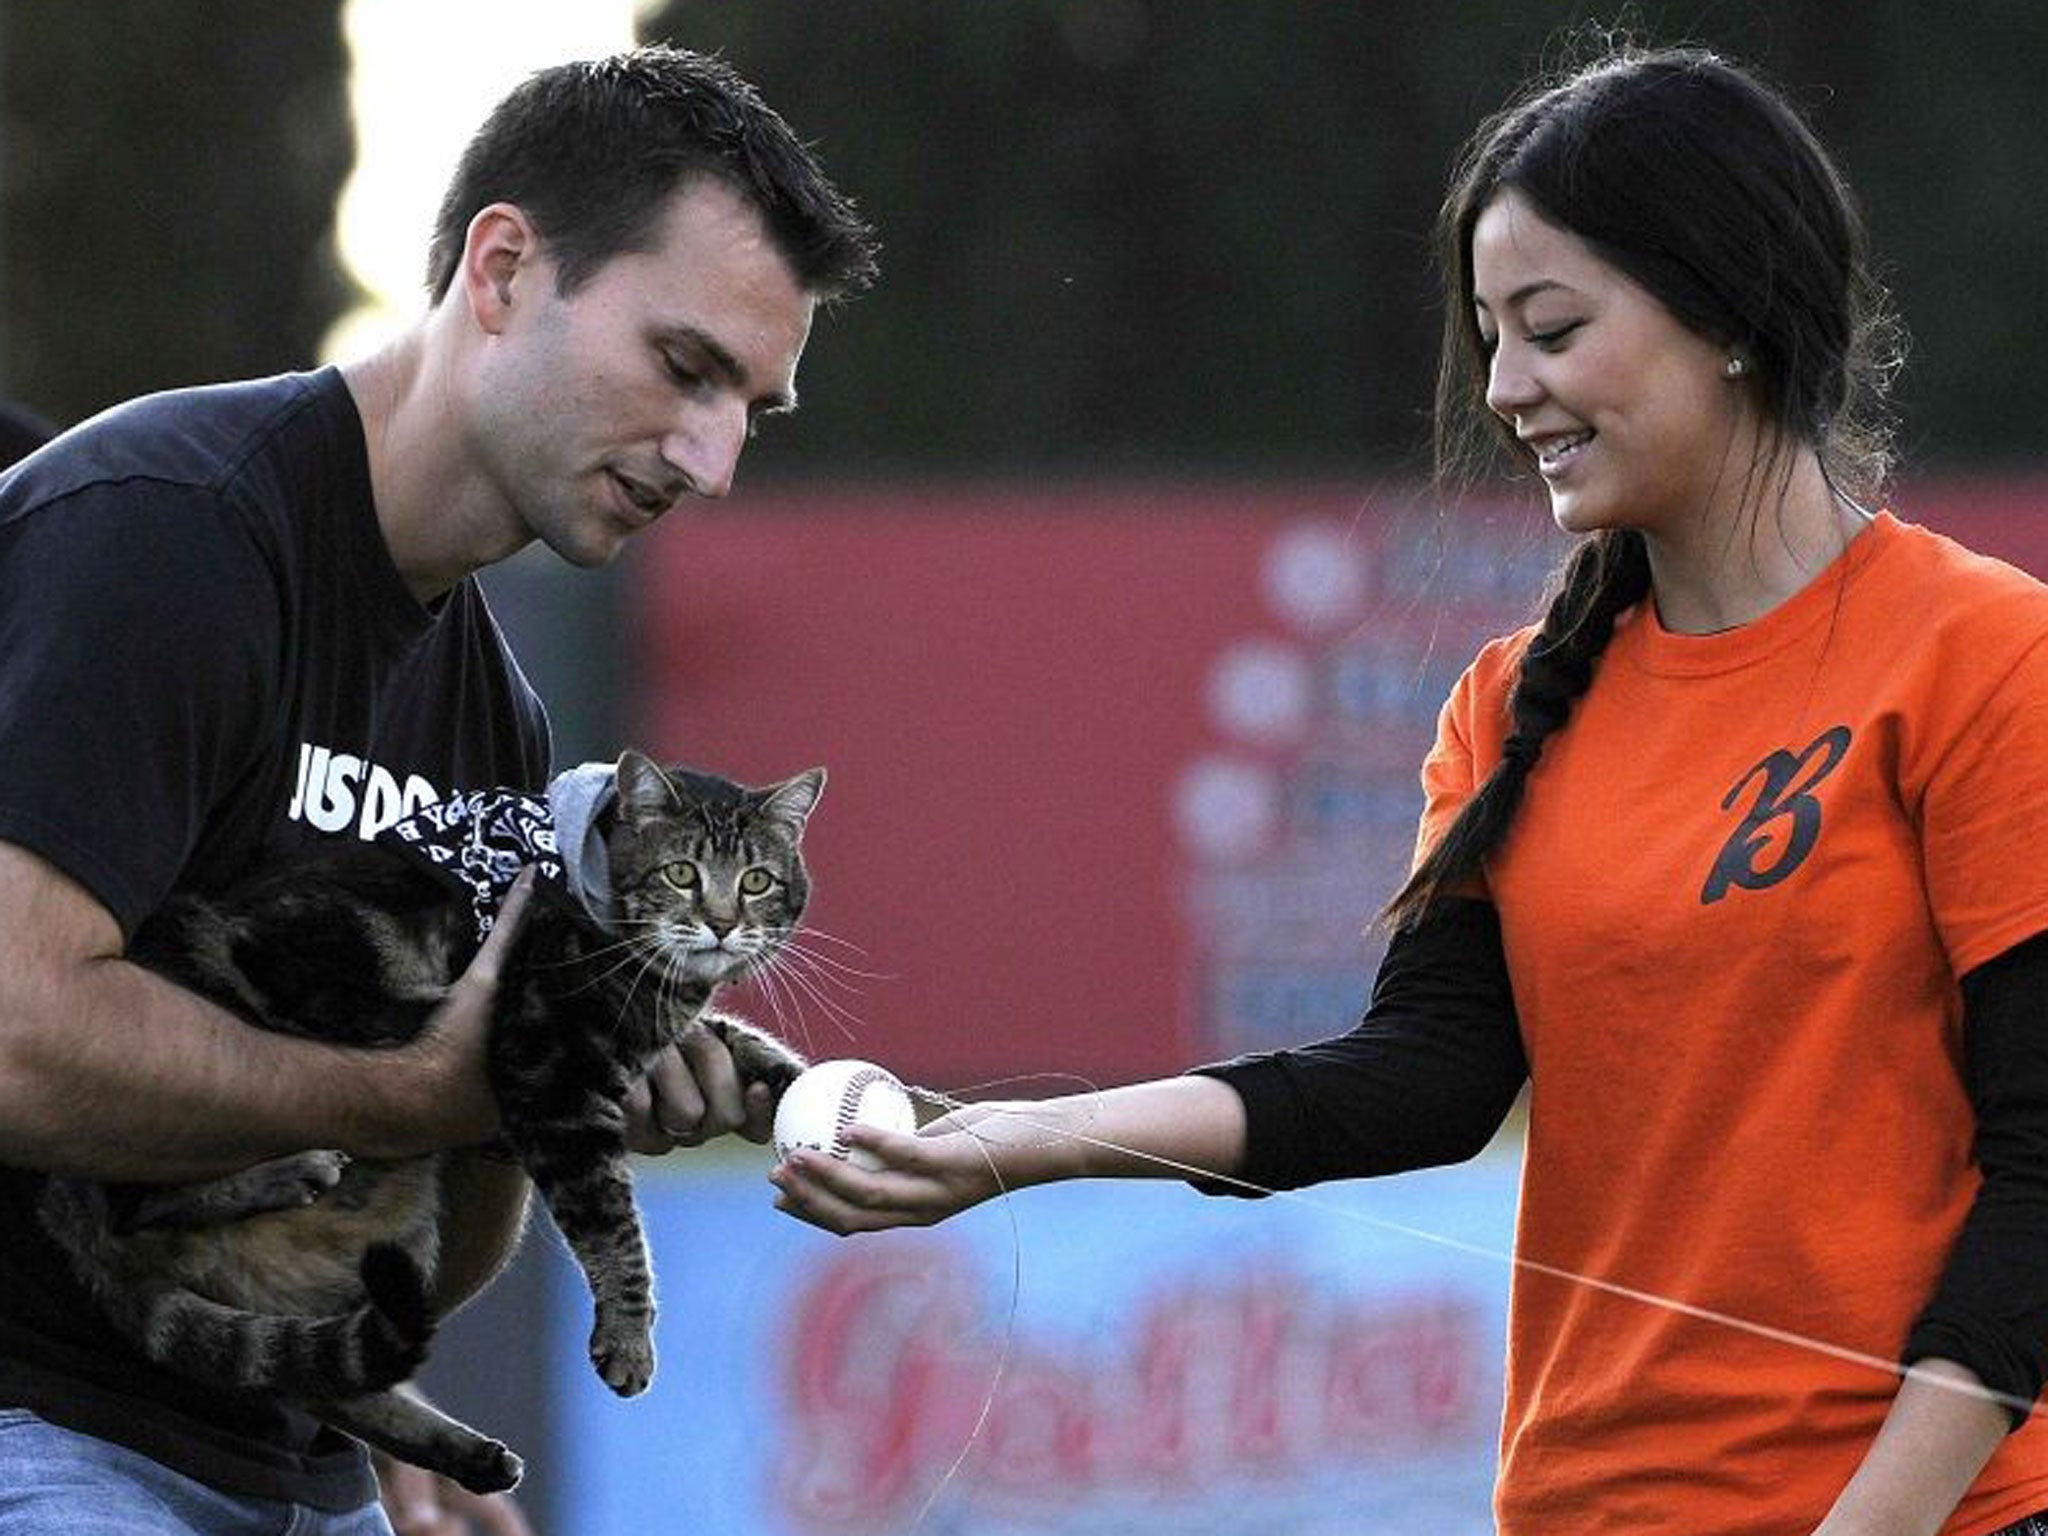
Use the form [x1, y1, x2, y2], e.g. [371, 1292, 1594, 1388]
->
[0, 840, 491, 1181]
[0, 950, 442, 1180]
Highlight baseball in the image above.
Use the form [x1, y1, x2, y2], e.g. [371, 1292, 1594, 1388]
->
[773, 1058, 917, 1170]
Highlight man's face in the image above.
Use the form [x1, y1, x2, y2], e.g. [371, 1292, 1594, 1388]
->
[473, 178, 815, 568]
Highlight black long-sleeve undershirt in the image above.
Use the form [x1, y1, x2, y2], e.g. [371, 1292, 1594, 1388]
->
[1188, 897, 1526, 1192]
[1905, 927, 2048, 1425]
[1191, 899, 2048, 1425]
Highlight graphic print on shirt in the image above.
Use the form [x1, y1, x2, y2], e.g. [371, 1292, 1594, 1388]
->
[1700, 725, 1853, 905]
[379, 790, 564, 940]
[285, 741, 441, 842]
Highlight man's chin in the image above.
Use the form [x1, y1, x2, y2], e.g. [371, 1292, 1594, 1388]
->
[543, 527, 632, 570]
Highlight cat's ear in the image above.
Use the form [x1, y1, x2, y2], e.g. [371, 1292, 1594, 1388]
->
[614, 749, 680, 827]
[759, 768, 826, 834]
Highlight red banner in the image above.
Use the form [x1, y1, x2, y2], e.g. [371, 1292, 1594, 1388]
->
[633, 480, 2048, 1088]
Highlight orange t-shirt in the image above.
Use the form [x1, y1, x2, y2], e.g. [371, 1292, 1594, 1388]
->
[1420, 513, 2048, 1535]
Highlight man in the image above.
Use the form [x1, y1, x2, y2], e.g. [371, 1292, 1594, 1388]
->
[0, 45, 876, 1533]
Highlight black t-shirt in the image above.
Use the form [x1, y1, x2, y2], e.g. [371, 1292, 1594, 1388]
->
[0, 368, 550, 1508]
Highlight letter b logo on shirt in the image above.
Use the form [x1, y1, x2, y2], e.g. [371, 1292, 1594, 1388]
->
[1701, 726, 1852, 905]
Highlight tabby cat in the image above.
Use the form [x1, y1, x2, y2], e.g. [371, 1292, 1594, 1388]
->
[37, 750, 818, 1493]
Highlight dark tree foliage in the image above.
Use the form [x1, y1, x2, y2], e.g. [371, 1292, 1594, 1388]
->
[642, 0, 2048, 479]
[0, 3, 2039, 472]
[0, 0, 353, 427]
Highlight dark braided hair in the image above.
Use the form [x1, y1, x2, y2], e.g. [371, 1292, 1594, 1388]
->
[1381, 44, 1900, 932]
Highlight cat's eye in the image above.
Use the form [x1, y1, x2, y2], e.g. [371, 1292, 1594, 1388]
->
[659, 862, 702, 893]
[738, 868, 778, 897]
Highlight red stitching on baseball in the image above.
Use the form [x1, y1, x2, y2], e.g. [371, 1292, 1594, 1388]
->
[832, 1066, 890, 1158]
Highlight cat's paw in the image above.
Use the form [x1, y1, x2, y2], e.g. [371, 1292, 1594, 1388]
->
[590, 1328, 655, 1397]
[277, 1149, 351, 1204]
[704, 1010, 808, 1096]
[115, 1150, 353, 1233]
[450, 1438, 524, 1495]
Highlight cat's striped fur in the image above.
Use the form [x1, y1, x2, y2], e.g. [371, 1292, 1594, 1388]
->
[37, 751, 818, 1493]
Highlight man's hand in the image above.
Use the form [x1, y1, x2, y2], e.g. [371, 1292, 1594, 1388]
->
[375, 1452, 535, 1536]
[374, 869, 539, 1157]
[0, 842, 538, 1181]
[622, 1015, 776, 1153]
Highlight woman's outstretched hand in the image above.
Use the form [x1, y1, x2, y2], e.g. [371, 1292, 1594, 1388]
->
[769, 1076, 1250, 1236]
[769, 1102, 1056, 1234]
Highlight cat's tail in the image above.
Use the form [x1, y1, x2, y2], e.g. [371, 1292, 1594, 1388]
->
[132, 1243, 436, 1401]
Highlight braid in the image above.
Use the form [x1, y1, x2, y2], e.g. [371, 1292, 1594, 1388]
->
[1381, 529, 1650, 932]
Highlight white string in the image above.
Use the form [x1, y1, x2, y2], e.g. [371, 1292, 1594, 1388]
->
[901, 1116, 1022, 1536]
[903, 1085, 2045, 1427]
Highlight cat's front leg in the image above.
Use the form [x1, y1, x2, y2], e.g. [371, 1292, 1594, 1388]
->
[494, 969, 666, 1395]
[510, 1101, 658, 1397]
[698, 1008, 807, 1100]
[111, 1150, 351, 1233]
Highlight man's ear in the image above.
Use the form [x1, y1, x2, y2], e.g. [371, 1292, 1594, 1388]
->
[459, 202, 542, 334]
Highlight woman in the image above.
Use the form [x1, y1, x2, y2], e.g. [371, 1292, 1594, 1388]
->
[772, 46, 2048, 1535]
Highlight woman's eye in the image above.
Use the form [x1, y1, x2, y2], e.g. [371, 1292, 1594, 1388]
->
[1527, 321, 1582, 350]
[660, 862, 701, 893]
[738, 869, 777, 897]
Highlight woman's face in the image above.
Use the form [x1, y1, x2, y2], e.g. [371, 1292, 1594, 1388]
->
[1470, 188, 1751, 540]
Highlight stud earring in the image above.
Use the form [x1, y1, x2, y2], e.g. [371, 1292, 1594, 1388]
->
[1724, 355, 1748, 379]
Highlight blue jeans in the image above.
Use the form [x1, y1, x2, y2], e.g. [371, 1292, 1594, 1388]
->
[0, 1410, 393, 1535]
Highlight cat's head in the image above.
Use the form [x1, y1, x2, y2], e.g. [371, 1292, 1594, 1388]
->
[605, 749, 824, 986]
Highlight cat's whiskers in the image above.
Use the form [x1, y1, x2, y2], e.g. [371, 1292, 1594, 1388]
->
[780, 922, 870, 956]
[735, 951, 826, 1058]
[768, 944, 878, 1015]
[750, 950, 866, 1042]
[651, 943, 684, 1041]
[556, 930, 669, 996]
[768, 936, 890, 983]
[614, 933, 676, 1021]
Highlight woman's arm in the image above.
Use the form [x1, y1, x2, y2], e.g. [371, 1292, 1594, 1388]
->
[1810, 1359, 2008, 1536]
[1816, 930, 2048, 1532]
[771, 1073, 1248, 1232]
[773, 897, 1525, 1233]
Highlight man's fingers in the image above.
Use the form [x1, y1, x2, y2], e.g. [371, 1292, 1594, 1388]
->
[675, 1023, 747, 1129]
[443, 1485, 537, 1536]
[645, 1048, 711, 1137]
[376, 1457, 465, 1536]
[739, 1079, 776, 1144]
[623, 1026, 778, 1153]
[464, 867, 537, 989]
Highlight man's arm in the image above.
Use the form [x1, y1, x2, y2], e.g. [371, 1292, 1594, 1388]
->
[0, 840, 505, 1182]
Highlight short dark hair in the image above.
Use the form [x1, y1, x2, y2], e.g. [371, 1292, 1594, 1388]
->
[425, 44, 878, 304]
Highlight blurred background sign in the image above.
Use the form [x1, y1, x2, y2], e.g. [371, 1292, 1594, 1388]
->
[555, 1158, 1521, 1535]
[631, 486, 1554, 1083]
